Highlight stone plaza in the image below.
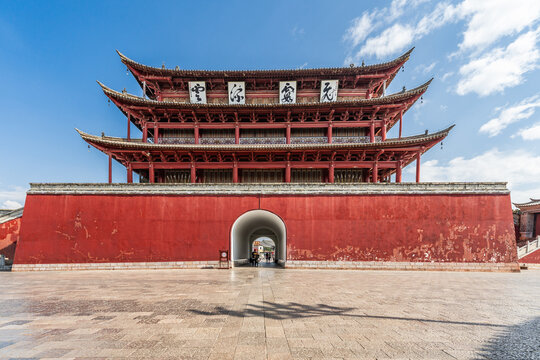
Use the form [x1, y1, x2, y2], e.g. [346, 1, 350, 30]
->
[0, 267, 539, 360]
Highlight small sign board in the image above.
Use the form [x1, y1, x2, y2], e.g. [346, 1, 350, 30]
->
[228, 82, 246, 104]
[279, 81, 297, 104]
[320, 79, 338, 102]
[219, 250, 229, 269]
[188, 81, 207, 104]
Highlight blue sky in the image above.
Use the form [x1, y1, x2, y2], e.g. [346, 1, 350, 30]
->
[1, 0, 540, 208]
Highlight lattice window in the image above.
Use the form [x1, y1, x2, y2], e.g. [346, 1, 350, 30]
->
[202, 169, 233, 183]
[162, 170, 191, 183]
[335, 169, 364, 183]
[240, 169, 284, 183]
[291, 169, 323, 183]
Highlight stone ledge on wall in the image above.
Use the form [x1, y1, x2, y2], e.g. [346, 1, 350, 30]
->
[11, 260, 519, 272]
[285, 260, 520, 272]
[27, 182, 510, 196]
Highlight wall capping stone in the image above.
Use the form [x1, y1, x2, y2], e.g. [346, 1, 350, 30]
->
[27, 182, 510, 196]
[11, 260, 519, 272]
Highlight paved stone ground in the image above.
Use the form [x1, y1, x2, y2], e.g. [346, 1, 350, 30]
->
[0, 268, 539, 360]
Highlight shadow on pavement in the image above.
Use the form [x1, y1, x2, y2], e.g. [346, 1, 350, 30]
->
[478, 316, 540, 360]
[188, 300, 507, 327]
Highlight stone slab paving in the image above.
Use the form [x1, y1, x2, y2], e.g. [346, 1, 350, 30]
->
[0, 268, 539, 360]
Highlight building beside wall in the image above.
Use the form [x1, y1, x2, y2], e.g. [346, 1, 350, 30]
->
[13, 49, 519, 271]
[514, 199, 540, 240]
[0, 208, 23, 265]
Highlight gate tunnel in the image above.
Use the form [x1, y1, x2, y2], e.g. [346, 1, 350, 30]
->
[230, 210, 286, 266]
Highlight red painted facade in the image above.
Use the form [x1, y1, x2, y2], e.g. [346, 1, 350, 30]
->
[15, 193, 517, 265]
[520, 249, 540, 264]
[0, 217, 21, 260]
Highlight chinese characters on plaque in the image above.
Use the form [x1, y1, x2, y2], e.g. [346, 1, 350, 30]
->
[188, 81, 207, 104]
[320, 80, 338, 102]
[279, 81, 297, 104]
[188, 79, 338, 104]
[228, 82, 246, 104]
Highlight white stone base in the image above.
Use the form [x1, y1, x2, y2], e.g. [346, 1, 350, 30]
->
[12, 261, 224, 271]
[11, 260, 520, 272]
[285, 260, 520, 272]
[521, 263, 540, 270]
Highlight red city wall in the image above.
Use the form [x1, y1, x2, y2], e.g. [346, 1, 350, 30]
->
[0, 217, 22, 260]
[15, 193, 517, 265]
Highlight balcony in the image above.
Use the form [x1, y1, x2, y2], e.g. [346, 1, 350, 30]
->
[199, 138, 235, 145]
[332, 136, 382, 143]
[239, 137, 287, 145]
[153, 136, 383, 145]
[158, 137, 195, 144]
[290, 136, 329, 144]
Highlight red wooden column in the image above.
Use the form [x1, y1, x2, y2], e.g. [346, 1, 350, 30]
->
[149, 163, 155, 183]
[154, 124, 159, 144]
[108, 154, 112, 184]
[127, 113, 131, 140]
[127, 163, 133, 183]
[142, 123, 148, 143]
[399, 110, 403, 138]
[286, 125, 291, 144]
[194, 126, 199, 144]
[235, 126, 240, 144]
[372, 162, 378, 183]
[369, 121, 375, 143]
[416, 152, 421, 183]
[327, 125, 333, 144]
[233, 163, 238, 183]
[381, 120, 387, 141]
[329, 163, 335, 183]
[396, 161, 402, 183]
[285, 162, 291, 183]
[191, 163, 196, 183]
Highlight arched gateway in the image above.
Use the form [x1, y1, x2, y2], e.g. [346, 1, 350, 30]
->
[230, 210, 286, 267]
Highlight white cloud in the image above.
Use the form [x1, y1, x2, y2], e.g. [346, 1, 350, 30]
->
[441, 72, 454, 82]
[415, 62, 437, 74]
[2, 200, 22, 209]
[359, 23, 415, 59]
[456, 29, 540, 96]
[344, 13, 375, 48]
[514, 122, 540, 140]
[0, 186, 27, 209]
[344, 0, 540, 96]
[458, 0, 540, 51]
[344, 0, 446, 61]
[479, 95, 540, 136]
[413, 148, 540, 203]
[346, 2, 459, 60]
[291, 26, 304, 38]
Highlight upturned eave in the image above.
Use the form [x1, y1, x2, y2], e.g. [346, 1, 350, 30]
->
[117, 48, 413, 79]
[76, 124, 452, 152]
[97, 78, 431, 111]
